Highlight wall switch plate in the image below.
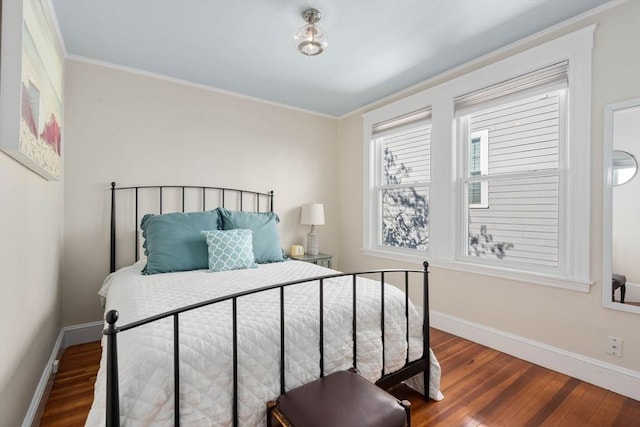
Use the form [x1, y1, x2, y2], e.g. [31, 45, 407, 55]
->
[607, 336, 623, 357]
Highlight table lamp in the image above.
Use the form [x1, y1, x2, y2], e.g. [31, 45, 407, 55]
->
[301, 203, 325, 255]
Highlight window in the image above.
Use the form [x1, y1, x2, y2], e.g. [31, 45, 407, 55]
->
[457, 62, 568, 271]
[363, 27, 593, 289]
[365, 108, 431, 257]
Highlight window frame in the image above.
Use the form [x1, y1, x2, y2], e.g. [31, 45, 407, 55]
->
[375, 123, 431, 253]
[363, 26, 593, 291]
[363, 93, 433, 263]
[457, 88, 569, 275]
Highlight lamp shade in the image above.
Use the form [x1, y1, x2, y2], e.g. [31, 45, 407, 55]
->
[294, 23, 327, 56]
[301, 203, 325, 225]
[294, 8, 327, 57]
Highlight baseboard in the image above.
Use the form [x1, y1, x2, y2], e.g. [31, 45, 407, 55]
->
[430, 310, 640, 400]
[623, 281, 640, 302]
[62, 320, 104, 347]
[22, 321, 104, 427]
[22, 329, 64, 427]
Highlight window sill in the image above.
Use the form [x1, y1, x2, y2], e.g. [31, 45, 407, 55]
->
[362, 248, 592, 292]
[362, 248, 429, 266]
[429, 258, 593, 293]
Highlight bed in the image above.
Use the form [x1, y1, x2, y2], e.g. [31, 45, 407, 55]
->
[87, 184, 442, 426]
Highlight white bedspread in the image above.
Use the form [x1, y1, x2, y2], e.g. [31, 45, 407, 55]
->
[86, 260, 441, 426]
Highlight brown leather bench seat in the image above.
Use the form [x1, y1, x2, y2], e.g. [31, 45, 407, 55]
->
[267, 369, 411, 427]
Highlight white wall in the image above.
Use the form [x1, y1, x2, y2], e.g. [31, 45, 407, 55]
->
[62, 59, 339, 325]
[337, 0, 640, 372]
[0, 154, 63, 427]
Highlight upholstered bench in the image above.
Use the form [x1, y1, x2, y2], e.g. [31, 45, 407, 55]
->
[267, 369, 411, 427]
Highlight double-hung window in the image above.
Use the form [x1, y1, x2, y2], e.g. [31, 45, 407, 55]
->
[363, 27, 592, 289]
[456, 61, 568, 271]
[365, 108, 432, 257]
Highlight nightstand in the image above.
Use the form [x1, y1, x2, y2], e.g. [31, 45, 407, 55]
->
[290, 253, 333, 269]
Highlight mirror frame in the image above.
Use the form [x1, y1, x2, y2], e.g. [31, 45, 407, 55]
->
[602, 97, 640, 314]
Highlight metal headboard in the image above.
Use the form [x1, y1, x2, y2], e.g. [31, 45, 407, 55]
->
[109, 182, 274, 272]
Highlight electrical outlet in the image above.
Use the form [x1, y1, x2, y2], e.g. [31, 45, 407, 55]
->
[607, 336, 623, 357]
[52, 360, 59, 374]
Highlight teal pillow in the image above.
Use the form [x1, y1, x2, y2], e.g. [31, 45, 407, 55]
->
[217, 208, 284, 263]
[141, 210, 220, 275]
[201, 229, 258, 272]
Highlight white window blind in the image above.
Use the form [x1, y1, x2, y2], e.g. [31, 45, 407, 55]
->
[373, 107, 432, 138]
[455, 61, 568, 116]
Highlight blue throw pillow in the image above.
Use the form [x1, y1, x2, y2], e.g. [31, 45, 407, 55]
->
[141, 210, 220, 274]
[217, 208, 284, 263]
[201, 229, 258, 272]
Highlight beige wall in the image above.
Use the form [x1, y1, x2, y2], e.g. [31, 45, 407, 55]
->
[0, 154, 63, 427]
[337, 0, 640, 371]
[62, 60, 338, 325]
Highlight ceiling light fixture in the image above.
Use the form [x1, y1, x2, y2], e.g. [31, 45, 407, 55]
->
[294, 8, 327, 56]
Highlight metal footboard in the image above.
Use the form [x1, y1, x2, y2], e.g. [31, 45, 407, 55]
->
[103, 263, 430, 427]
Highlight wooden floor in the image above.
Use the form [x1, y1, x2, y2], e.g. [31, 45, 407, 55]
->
[390, 329, 639, 426]
[40, 329, 638, 426]
[40, 341, 101, 427]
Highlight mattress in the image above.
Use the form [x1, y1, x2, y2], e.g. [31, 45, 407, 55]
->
[86, 260, 441, 426]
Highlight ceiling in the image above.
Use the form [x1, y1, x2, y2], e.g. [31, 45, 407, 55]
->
[51, 0, 609, 117]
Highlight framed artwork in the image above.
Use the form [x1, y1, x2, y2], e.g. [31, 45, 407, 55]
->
[1, 0, 63, 180]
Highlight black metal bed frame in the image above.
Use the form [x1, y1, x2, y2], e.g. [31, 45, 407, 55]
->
[104, 183, 431, 427]
[109, 182, 275, 273]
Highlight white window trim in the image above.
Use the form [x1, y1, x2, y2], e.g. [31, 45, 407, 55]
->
[363, 25, 594, 291]
[444, 27, 593, 290]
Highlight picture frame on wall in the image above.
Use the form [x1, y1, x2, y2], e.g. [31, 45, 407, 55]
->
[0, 0, 64, 180]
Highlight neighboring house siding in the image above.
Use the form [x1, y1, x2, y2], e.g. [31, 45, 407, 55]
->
[468, 93, 561, 266]
[381, 123, 431, 251]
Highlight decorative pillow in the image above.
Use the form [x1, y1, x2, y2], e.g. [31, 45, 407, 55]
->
[201, 229, 258, 272]
[141, 210, 220, 275]
[217, 208, 284, 263]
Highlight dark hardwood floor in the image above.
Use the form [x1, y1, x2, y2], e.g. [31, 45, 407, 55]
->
[40, 329, 639, 426]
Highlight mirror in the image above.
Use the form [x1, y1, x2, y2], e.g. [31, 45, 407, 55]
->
[612, 150, 637, 186]
[603, 99, 640, 313]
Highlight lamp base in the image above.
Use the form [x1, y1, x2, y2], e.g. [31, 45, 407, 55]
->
[307, 227, 319, 256]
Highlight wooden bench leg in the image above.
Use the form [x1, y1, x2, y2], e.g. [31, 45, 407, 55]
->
[401, 399, 411, 427]
[266, 400, 293, 427]
[266, 400, 276, 427]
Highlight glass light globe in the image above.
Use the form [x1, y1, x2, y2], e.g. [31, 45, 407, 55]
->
[294, 23, 328, 56]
